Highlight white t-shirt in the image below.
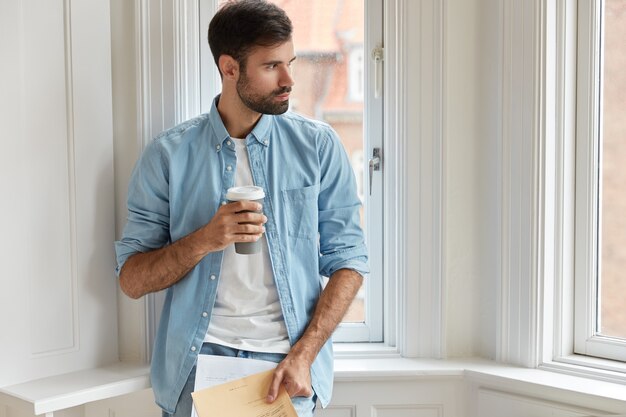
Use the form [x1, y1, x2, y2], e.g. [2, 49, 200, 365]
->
[204, 138, 291, 353]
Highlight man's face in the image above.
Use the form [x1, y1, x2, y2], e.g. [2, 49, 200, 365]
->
[236, 40, 296, 115]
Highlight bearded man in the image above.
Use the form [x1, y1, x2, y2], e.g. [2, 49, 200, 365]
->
[115, 1, 368, 416]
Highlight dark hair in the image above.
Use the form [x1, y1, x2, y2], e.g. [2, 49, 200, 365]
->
[208, 0, 293, 72]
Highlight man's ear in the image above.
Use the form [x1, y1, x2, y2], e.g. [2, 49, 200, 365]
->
[218, 55, 239, 80]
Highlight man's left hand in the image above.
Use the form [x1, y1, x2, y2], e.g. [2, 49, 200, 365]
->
[266, 353, 312, 402]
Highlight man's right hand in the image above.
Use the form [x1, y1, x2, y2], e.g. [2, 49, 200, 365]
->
[119, 200, 267, 299]
[199, 200, 267, 253]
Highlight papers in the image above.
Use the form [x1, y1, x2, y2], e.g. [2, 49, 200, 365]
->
[194, 354, 278, 392]
[192, 369, 298, 417]
[191, 355, 297, 417]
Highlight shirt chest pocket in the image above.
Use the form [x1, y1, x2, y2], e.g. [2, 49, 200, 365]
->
[281, 184, 319, 240]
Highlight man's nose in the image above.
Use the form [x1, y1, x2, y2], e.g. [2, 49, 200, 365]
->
[279, 66, 295, 88]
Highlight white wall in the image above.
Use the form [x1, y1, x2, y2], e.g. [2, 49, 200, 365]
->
[474, 0, 503, 361]
[441, 0, 501, 359]
[110, 0, 147, 364]
[444, 0, 486, 358]
[0, 0, 118, 387]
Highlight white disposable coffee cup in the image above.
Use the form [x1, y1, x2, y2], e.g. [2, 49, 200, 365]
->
[226, 186, 265, 254]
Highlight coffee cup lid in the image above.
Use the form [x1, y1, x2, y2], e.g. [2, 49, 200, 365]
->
[226, 185, 265, 201]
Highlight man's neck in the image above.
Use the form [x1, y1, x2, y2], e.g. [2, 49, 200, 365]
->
[216, 92, 262, 139]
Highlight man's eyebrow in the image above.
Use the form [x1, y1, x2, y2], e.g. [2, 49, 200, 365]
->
[262, 56, 297, 65]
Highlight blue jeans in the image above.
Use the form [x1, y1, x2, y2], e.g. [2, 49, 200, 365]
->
[162, 343, 317, 417]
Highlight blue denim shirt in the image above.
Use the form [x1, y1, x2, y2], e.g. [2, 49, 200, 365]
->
[115, 96, 369, 413]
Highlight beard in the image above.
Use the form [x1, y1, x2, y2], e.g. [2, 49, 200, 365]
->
[236, 71, 291, 115]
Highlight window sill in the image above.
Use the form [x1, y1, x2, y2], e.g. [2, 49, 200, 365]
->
[335, 357, 626, 404]
[542, 354, 626, 386]
[332, 342, 400, 358]
[2, 357, 626, 415]
[0, 362, 150, 415]
[462, 359, 626, 404]
[333, 356, 467, 380]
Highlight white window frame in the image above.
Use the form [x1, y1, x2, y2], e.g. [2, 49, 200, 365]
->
[330, 0, 384, 343]
[547, 0, 626, 375]
[498, 0, 626, 380]
[573, 0, 626, 364]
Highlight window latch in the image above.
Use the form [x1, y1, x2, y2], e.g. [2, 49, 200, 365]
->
[369, 148, 381, 196]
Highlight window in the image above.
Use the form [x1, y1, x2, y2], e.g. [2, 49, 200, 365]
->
[574, 0, 626, 363]
[201, 0, 384, 343]
[348, 47, 365, 102]
[502, 0, 626, 373]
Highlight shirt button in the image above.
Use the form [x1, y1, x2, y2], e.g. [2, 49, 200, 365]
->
[216, 144, 221, 151]
[264, 139, 269, 145]
[226, 140, 232, 146]
[202, 312, 208, 317]
[210, 274, 216, 280]
[226, 165, 232, 172]
[191, 346, 197, 352]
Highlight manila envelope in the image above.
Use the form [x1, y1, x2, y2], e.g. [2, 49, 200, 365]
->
[191, 369, 298, 417]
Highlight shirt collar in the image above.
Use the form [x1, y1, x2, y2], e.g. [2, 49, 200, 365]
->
[208, 95, 272, 149]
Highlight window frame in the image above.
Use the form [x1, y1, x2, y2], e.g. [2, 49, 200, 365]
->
[499, 0, 626, 377]
[335, 0, 385, 343]
[572, 0, 626, 363]
[517, 0, 626, 378]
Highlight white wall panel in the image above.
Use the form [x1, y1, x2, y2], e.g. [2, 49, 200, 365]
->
[0, 394, 85, 417]
[22, 0, 77, 357]
[3, 406, 31, 417]
[0, 393, 36, 417]
[85, 389, 160, 417]
[318, 405, 356, 417]
[476, 388, 604, 417]
[81, 380, 461, 417]
[0, 0, 117, 387]
[372, 405, 442, 417]
[316, 379, 463, 417]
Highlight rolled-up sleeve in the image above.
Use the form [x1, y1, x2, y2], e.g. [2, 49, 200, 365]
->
[114, 140, 171, 277]
[317, 128, 369, 278]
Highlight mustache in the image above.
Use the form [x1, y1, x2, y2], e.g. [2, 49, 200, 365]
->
[273, 87, 292, 96]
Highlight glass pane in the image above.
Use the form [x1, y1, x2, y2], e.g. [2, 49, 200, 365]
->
[599, 0, 626, 340]
[218, 0, 366, 323]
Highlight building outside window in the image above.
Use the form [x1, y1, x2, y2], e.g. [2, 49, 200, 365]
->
[596, 0, 626, 344]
